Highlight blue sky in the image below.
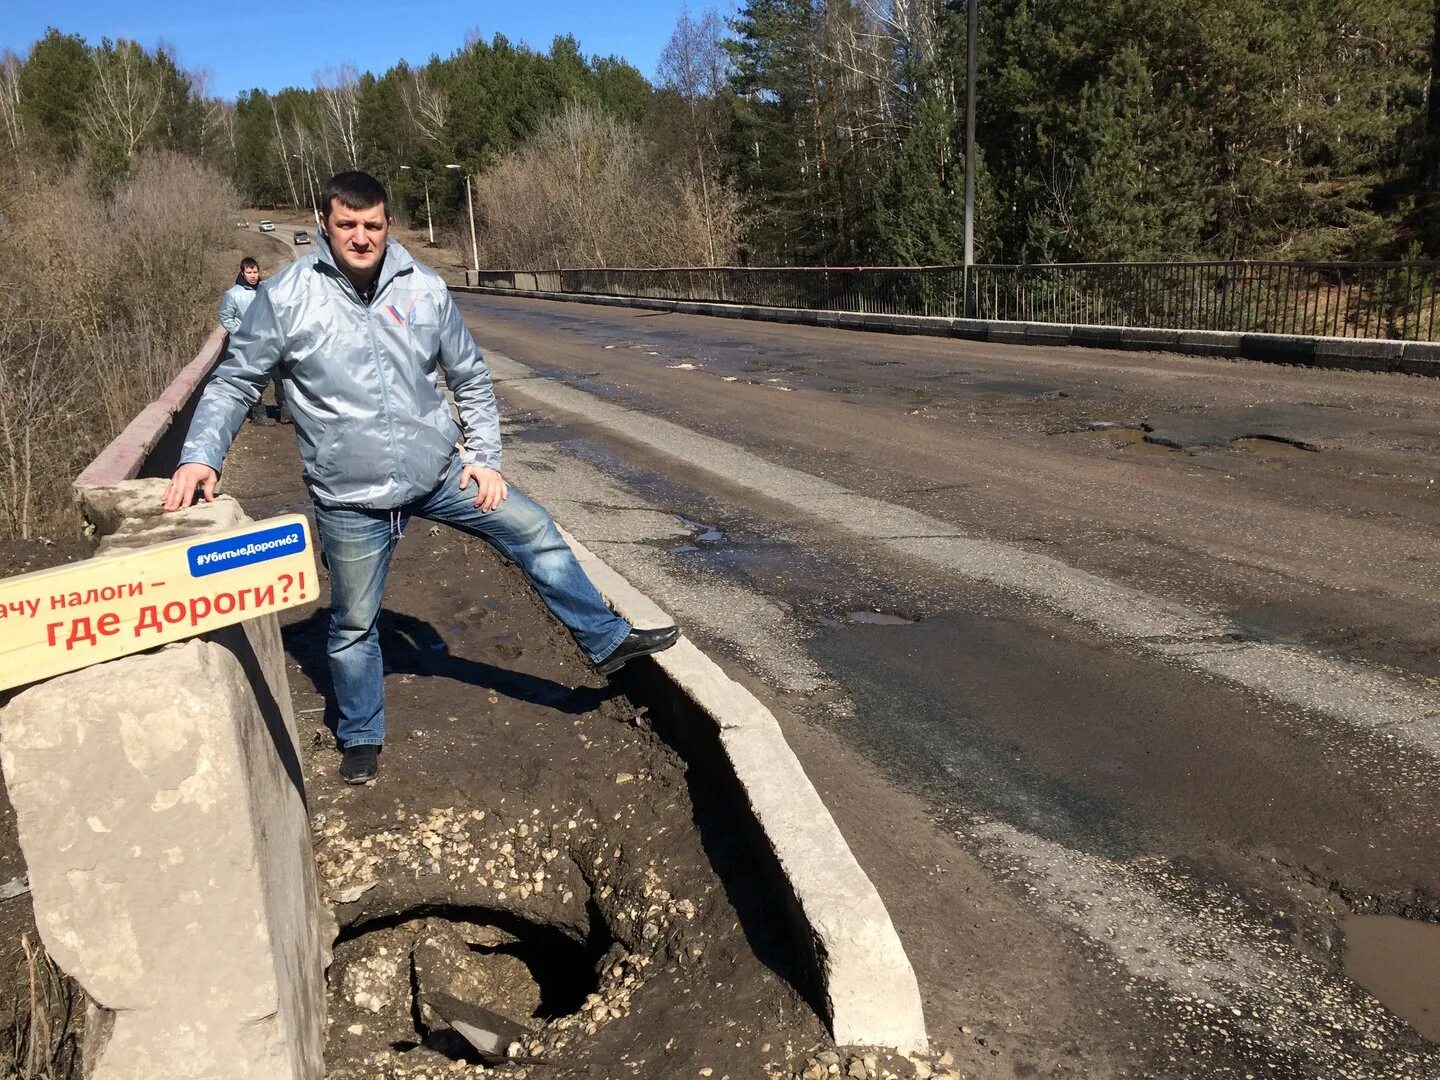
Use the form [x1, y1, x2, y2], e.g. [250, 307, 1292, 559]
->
[3, 0, 719, 99]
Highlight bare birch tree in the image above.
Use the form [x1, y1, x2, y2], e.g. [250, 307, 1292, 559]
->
[268, 96, 301, 207]
[81, 39, 163, 165]
[316, 64, 361, 168]
[658, 9, 731, 264]
[0, 51, 24, 160]
[402, 67, 448, 145]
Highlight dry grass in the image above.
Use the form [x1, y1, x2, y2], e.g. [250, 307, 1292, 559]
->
[0, 153, 240, 539]
[0, 936, 82, 1080]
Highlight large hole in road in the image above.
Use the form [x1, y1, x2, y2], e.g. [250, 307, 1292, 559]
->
[332, 899, 615, 1063]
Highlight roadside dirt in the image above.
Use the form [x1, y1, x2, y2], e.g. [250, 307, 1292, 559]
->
[218, 421, 944, 1079]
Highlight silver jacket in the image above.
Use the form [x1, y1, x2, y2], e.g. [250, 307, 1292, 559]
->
[218, 282, 257, 333]
[181, 236, 500, 509]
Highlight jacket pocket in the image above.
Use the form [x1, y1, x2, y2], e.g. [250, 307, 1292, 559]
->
[308, 416, 393, 501]
[405, 410, 462, 488]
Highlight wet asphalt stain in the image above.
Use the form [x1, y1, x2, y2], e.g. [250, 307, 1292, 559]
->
[807, 611, 1142, 860]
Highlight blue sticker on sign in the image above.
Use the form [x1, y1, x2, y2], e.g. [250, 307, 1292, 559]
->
[187, 522, 307, 578]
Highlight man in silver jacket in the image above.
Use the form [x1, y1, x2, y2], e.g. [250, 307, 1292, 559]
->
[164, 171, 678, 784]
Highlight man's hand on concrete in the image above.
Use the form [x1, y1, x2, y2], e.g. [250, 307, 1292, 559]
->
[163, 463, 219, 511]
[459, 465, 509, 513]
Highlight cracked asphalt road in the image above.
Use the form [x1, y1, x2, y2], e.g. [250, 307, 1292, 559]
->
[456, 291, 1440, 1078]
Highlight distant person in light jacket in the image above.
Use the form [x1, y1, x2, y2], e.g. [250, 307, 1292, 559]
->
[220, 257, 291, 425]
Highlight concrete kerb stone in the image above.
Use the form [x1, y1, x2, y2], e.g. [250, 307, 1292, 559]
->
[1315, 338, 1403, 373]
[1069, 324, 1126, 349]
[453, 284, 1436, 377]
[1177, 330, 1243, 356]
[1023, 322, 1072, 346]
[1240, 334, 1317, 365]
[985, 322, 1027, 344]
[555, 525, 929, 1053]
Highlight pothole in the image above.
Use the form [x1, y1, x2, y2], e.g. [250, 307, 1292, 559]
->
[315, 803, 699, 1074]
[331, 905, 609, 1064]
[675, 515, 724, 544]
[1233, 435, 1319, 458]
[1068, 422, 1179, 455]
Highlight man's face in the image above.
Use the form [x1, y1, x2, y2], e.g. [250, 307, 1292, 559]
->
[325, 200, 389, 278]
[242, 265, 260, 286]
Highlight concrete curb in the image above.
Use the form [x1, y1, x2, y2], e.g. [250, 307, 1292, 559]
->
[555, 525, 929, 1053]
[455, 285, 1440, 378]
[75, 324, 227, 490]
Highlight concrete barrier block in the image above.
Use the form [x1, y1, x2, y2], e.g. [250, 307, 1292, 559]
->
[1119, 327, 1181, 350]
[1023, 323, 1072, 346]
[76, 480, 247, 552]
[556, 527, 928, 1052]
[950, 319, 989, 341]
[815, 311, 841, 328]
[1070, 325, 1125, 349]
[1398, 341, 1440, 376]
[904, 315, 949, 335]
[985, 322, 1028, 344]
[1239, 334, 1316, 364]
[1, 635, 327, 1079]
[720, 720, 929, 1052]
[1177, 331, 1243, 357]
[837, 312, 867, 330]
[1313, 338, 1404, 373]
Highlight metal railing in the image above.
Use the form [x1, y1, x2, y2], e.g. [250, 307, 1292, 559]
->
[474, 261, 1440, 342]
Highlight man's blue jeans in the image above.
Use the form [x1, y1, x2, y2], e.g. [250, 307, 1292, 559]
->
[312, 459, 631, 748]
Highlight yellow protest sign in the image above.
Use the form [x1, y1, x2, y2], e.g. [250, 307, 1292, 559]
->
[0, 514, 318, 692]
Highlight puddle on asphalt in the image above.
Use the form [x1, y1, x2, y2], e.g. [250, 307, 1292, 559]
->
[1342, 914, 1440, 1042]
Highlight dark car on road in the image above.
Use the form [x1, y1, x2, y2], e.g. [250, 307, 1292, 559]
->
[293, 229, 311, 245]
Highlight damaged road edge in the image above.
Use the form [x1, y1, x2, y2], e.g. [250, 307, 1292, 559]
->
[554, 524, 930, 1054]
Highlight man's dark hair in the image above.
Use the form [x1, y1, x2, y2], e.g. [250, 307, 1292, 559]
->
[321, 171, 389, 220]
[239, 256, 260, 271]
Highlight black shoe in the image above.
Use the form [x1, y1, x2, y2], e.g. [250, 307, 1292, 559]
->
[339, 745, 379, 784]
[597, 625, 680, 675]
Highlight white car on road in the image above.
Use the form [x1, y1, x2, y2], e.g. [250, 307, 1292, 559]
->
[258, 220, 276, 232]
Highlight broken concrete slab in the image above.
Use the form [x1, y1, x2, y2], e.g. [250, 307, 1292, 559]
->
[422, 991, 535, 1063]
[411, 918, 541, 1028]
[1, 635, 326, 1079]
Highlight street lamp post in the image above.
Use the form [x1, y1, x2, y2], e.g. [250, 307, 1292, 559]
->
[399, 165, 435, 245]
[446, 163, 479, 284]
[962, 0, 979, 317]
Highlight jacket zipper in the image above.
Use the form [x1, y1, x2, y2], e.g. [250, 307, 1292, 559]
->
[337, 263, 406, 497]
